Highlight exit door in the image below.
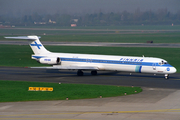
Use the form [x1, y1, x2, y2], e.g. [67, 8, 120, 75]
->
[152, 63, 156, 70]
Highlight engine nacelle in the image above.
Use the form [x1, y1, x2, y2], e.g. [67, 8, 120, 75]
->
[39, 57, 61, 65]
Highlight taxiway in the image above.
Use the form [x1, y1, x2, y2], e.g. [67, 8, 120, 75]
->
[0, 67, 180, 119]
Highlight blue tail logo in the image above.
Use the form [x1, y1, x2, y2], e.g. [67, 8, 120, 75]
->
[30, 42, 42, 49]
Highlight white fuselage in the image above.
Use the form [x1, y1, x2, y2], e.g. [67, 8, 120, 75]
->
[32, 52, 177, 75]
[5, 35, 177, 78]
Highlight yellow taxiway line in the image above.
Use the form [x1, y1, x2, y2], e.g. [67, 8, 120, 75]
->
[0, 108, 180, 118]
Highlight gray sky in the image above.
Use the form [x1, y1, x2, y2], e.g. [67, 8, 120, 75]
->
[0, 0, 180, 16]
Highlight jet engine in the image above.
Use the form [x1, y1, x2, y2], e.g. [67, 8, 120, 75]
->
[39, 57, 60, 65]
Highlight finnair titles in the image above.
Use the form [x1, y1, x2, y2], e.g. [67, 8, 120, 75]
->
[5, 36, 176, 79]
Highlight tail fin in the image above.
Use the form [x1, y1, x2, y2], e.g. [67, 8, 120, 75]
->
[5, 35, 50, 55]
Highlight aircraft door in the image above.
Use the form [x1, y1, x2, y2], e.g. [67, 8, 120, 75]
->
[152, 63, 156, 70]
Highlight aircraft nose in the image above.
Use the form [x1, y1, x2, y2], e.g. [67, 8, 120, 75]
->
[166, 67, 176, 74]
[170, 67, 177, 73]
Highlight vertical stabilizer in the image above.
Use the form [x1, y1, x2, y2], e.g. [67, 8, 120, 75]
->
[27, 36, 50, 55]
[5, 35, 51, 55]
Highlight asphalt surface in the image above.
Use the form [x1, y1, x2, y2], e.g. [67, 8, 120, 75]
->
[1, 67, 180, 120]
[0, 67, 180, 89]
[1, 40, 180, 48]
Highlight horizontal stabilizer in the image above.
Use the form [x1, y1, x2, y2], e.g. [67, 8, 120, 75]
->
[5, 36, 41, 41]
[31, 66, 98, 70]
[5, 35, 50, 54]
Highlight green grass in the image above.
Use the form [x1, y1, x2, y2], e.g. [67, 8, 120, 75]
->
[9, 25, 180, 30]
[1, 25, 180, 43]
[0, 80, 142, 102]
[0, 25, 180, 44]
[0, 45, 179, 72]
[0, 45, 40, 67]
[2, 32, 180, 43]
[0, 28, 112, 35]
[40, 33, 180, 43]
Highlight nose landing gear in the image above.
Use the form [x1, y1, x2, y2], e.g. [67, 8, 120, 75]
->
[165, 74, 169, 79]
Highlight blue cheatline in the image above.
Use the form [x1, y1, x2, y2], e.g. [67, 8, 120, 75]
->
[31, 56, 172, 68]
[30, 42, 42, 49]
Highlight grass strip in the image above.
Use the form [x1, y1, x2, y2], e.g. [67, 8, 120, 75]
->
[1, 32, 180, 43]
[40, 33, 180, 43]
[0, 80, 142, 102]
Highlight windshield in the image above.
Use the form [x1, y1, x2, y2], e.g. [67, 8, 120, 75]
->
[159, 60, 168, 65]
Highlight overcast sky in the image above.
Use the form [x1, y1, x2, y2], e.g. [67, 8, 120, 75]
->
[1, 0, 180, 16]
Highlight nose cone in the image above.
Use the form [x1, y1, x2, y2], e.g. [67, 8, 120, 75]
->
[168, 67, 177, 74]
[172, 67, 177, 73]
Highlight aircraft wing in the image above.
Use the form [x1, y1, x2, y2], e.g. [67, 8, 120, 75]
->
[31, 66, 99, 70]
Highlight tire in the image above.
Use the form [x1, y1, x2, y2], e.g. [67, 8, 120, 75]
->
[77, 70, 84, 76]
[91, 70, 97, 75]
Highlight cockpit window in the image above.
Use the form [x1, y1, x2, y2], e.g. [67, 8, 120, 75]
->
[159, 60, 168, 65]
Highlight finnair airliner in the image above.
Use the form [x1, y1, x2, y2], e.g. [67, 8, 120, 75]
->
[5, 35, 176, 79]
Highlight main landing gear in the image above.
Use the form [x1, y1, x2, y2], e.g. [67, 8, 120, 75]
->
[91, 70, 97, 75]
[77, 70, 97, 76]
[165, 74, 169, 79]
[77, 70, 84, 76]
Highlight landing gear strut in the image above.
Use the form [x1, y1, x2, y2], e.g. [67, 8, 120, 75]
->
[91, 70, 97, 75]
[165, 74, 169, 79]
[77, 70, 84, 76]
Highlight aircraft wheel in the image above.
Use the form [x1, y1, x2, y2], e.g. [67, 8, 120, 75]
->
[165, 74, 169, 79]
[77, 70, 84, 76]
[91, 70, 97, 75]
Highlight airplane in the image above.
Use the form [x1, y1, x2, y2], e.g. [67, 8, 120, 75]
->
[5, 35, 176, 79]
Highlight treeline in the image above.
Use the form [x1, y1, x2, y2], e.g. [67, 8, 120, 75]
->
[1, 9, 180, 26]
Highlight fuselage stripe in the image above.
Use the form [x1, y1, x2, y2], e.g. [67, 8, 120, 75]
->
[60, 57, 171, 67]
[32, 56, 172, 67]
[139, 66, 142, 73]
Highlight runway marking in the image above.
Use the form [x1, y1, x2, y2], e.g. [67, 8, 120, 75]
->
[1, 108, 180, 118]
